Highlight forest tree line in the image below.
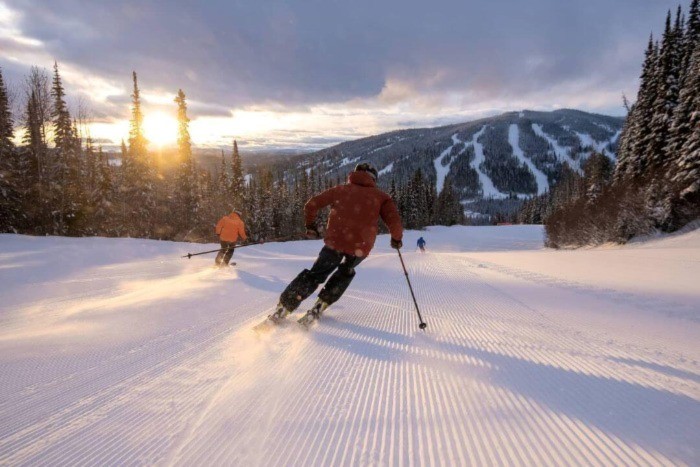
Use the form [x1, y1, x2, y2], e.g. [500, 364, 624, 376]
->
[0, 64, 467, 242]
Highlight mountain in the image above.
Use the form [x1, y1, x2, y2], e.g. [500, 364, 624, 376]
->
[284, 109, 624, 207]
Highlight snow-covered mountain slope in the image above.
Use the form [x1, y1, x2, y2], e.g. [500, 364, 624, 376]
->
[289, 109, 623, 202]
[1, 227, 698, 465]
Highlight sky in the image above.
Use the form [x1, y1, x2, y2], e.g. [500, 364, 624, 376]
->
[0, 0, 688, 151]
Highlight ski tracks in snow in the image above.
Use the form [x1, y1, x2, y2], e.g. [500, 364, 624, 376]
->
[0, 234, 698, 465]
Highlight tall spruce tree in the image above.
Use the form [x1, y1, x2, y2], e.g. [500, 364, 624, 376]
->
[434, 179, 464, 226]
[0, 67, 12, 151]
[617, 36, 657, 181]
[91, 145, 113, 234]
[124, 71, 156, 236]
[648, 11, 682, 172]
[174, 89, 199, 235]
[216, 149, 231, 213]
[672, 44, 700, 207]
[0, 66, 22, 232]
[230, 139, 245, 209]
[50, 62, 84, 234]
[667, 14, 700, 168]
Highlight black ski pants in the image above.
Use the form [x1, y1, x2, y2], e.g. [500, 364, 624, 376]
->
[280, 246, 365, 311]
[215, 241, 236, 265]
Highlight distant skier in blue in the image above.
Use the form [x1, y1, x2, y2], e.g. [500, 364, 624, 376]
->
[417, 236, 426, 253]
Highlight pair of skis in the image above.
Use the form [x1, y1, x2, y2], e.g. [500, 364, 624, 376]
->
[253, 301, 327, 333]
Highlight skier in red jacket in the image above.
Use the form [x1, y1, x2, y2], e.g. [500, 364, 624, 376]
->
[270, 163, 403, 326]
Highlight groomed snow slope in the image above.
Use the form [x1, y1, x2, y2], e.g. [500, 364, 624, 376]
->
[1, 227, 699, 466]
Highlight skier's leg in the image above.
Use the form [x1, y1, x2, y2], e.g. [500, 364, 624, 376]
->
[223, 243, 235, 265]
[279, 246, 342, 311]
[215, 241, 226, 265]
[317, 254, 365, 305]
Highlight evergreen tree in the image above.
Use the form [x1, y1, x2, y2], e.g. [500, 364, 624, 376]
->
[648, 11, 682, 172]
[230, 139, 245, 208]
[0, 66, 22, 232]
[51, 63, 73, 153]
[93, 146, 114, 234]
[667, 23, 700, 169]
[216, 149, 231, 212]
[124, 71, 156, 237]
[617, 36, 657, 181]
[174, 89, 200, 236]
[50, 62, 84, 234]
[672, 44, 700, 213]
[582, 152, 614, 201]
[681, 0, 700, 83]
[434, 179, 464, 226]
[0, 67, 12, 151]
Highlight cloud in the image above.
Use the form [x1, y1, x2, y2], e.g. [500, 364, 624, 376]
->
[0, 0, 686, 149]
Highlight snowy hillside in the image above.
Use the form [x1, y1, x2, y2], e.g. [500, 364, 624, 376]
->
[289, 109, 623, 203]
[1, 226, 698, 465]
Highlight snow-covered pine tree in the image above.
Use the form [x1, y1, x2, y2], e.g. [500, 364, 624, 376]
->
[257, 169, 275, 239]
[681, 0, 700, 81]
[648, 11, 682, 174]
[388, 178, 398, 205]
[434, 179, 464, 226]
[583, 152, 614, 202]
[216, 149, 231, 213]
[666, 12, 700, 177]
[174, 89, 200, 237]
[50, 62, 85, 235]
[0, 66, 22, 233]
[230, 139, 245, 209]
[616, 36, 655, 181]
[671, 43, 700, 222]
[240, 172, 255, 238]
[124, 72, 156, 237]
[92, 146, 114, 234]
[0, 68, 12, 151]
[630, 37, 660, 179]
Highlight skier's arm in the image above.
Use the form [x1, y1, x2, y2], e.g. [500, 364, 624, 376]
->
[380, 197, 403, 241]
[304, 187, 340, 226]
[215, 218, 224, 236]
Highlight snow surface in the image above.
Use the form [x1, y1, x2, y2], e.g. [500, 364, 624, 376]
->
[508, 124, 549, 196]
[378, 162, 394, 176]
[433, 134, 464, 194]
[369, 143, 394, 154]
[532, 123, 580, 172]
[470, 126, 510, 199]
[1, 226, 699, 465]
[576, 131, 619, 161]
[338, 156, 361, 167]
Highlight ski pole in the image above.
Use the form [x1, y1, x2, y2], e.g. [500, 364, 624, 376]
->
[181, 238, 291, 259]
[396, 248, 427, 330]
[182, 248, 224, 259]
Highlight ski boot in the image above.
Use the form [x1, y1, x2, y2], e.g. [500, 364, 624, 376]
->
[253, 303, 292, 332]
[268, 302, 292, 323]
[297, 299, 330, 328]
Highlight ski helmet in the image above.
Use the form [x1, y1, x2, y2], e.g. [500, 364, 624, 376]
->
[354, 162, 378, 181]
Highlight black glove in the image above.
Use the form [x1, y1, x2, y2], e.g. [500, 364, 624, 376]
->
[390, 238, 403, 249]
[305, 223, 320, 239]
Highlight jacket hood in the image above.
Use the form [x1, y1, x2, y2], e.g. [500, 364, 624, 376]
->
[229, 211, 242, 219]
[348, 171, 377, 187]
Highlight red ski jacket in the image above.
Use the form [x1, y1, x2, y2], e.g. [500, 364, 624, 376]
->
[305, 170, 403, 257]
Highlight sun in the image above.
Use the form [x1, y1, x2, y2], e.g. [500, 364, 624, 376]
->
[143, 112, 178, 147]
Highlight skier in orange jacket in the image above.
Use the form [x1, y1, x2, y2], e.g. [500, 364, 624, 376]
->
[214, 211, 247, 266]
